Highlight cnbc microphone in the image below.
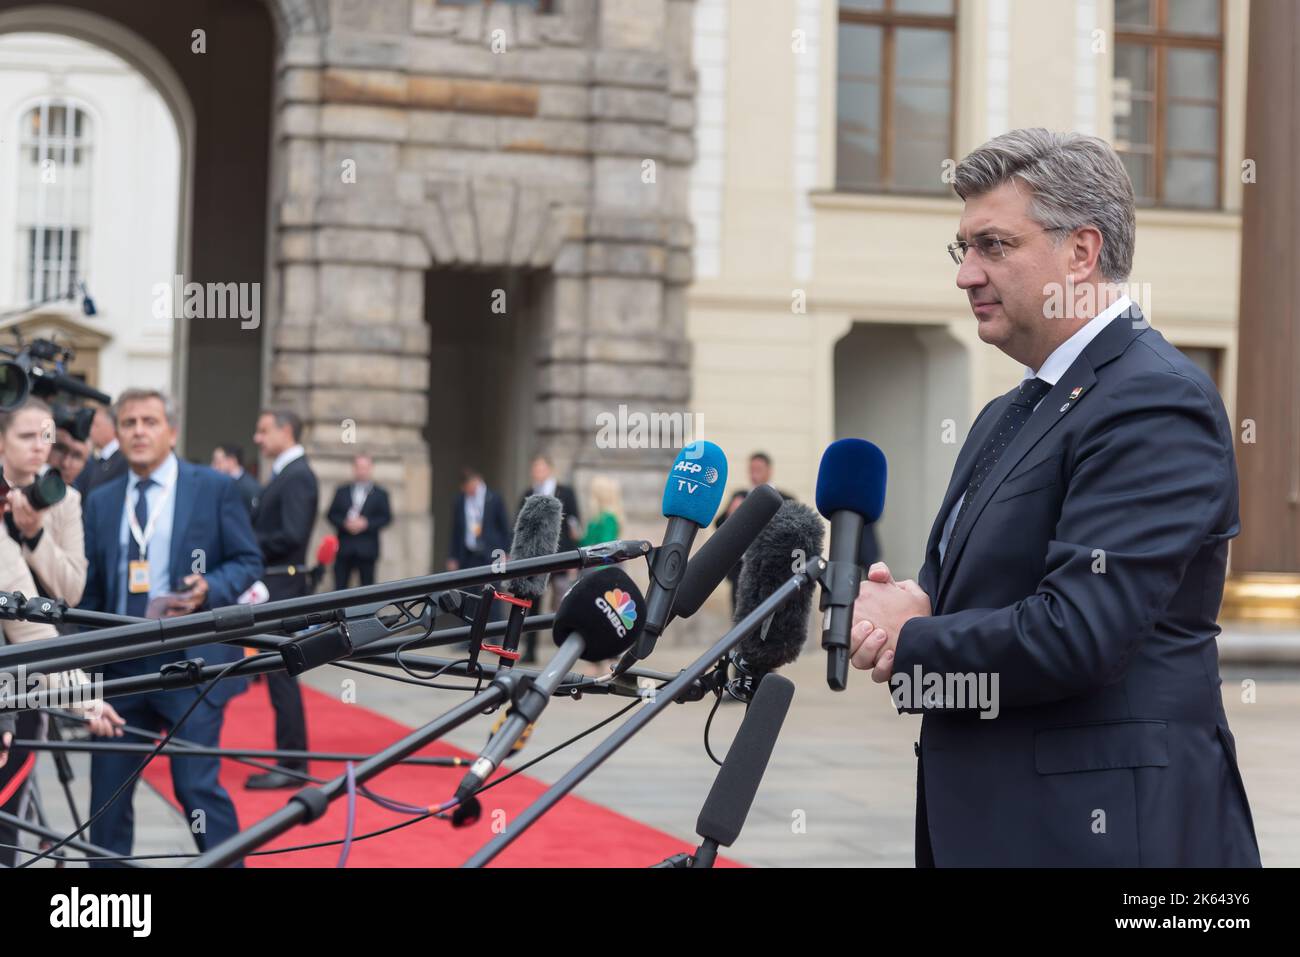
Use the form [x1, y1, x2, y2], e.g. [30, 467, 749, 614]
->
[490, 495, 563, 667]
[815, 438, 887, 692]
[454, 568, 645, 802]
[630, 441, 728, 662]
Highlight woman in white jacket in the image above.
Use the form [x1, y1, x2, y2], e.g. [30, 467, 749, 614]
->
[1, 397, 87, 604]
[0, 398, 122, 864]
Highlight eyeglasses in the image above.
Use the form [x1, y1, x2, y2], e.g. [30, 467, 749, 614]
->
[947, 227, 1068, 266]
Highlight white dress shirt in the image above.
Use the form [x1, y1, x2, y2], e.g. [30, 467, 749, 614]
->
[271, 444, 305, 477]
[116, 452, 179, 615]
[463, 480, 486, 551]
[937, 295, 1134, 563]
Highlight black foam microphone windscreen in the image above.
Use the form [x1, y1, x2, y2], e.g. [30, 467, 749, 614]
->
[733, 500, 825, 673]
[674, 484, 783, 619]
[506, 494, 563, 601]
[552, 567, 646, 662]
[695, 672, 795, 847]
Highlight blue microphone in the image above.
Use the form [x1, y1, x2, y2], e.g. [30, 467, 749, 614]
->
[633, 440, 728, 659]
[814, 439, 887, 691]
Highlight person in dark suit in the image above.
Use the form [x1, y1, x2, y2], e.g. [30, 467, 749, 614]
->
[210, 442, 261, 516]
[326, 451, 392, 588]
[517, 454, 580, 662]
[714, 453, 798, 614]
[246, 408, 319, 790]
[73, 405, 126, 495]
[80, 388, 262, 865]
[448, 467, 511, 572]
[849, 129, 1259, 867]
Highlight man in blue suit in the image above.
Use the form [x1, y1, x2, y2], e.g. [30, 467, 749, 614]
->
[81, 388, 263, 864]
[849, 130, 1260, 867]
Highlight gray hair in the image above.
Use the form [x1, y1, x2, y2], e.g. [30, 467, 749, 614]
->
[114, 388, 180, 428]
[953, 128, 1136, 282]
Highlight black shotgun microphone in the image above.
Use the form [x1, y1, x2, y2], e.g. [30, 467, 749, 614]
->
[815, 439, 887, 692]
[672, 484, 783, 620]
[692, 672, 795, 867]
[633, 441, 729, 661]
[492, 495, 563, 666]
[454, 568, 645, 802]
[727, 501, 824, 701]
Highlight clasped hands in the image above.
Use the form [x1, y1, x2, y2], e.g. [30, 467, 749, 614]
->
[850, 562, 932, 683]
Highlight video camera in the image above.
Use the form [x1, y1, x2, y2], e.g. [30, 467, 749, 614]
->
[0, 338, 111, 433]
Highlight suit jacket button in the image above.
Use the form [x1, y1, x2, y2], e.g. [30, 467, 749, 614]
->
[913, 741, 921, 758]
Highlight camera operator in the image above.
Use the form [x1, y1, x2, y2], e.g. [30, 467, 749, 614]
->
[2, 398, 87, 605]
[0, 397, 121, 864]
[49, 426, 91, 489]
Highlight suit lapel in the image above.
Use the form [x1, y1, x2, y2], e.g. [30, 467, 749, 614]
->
[918, 394, 1013, 597]
[170, 461, 195, 590]
[102, 475, 129, 606]
[934, 305, 1146, 608]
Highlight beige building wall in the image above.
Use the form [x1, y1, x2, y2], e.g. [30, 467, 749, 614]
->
[688, 0, 1249, 582]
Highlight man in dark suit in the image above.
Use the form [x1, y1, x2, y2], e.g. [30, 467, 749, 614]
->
[714, 452, 797, 614]
[81, 388, 262, 865]
[326, 451, 392, 588]
[448, 467, 511, 572]
[246, 408, 318, 790]
[74, 405, 126, 495]
[850, 130, 1259, 867]
[211, 442, 261, 516]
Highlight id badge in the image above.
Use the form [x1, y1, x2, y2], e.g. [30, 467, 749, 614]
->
[128, 560, 151, 594]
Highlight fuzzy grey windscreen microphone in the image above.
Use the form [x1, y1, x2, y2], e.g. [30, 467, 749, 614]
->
[733, 500, 825, 673]
[505, 494, 564, 602]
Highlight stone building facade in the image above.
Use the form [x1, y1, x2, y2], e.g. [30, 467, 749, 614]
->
[274, 0, 698, 576]
[0, 0, 698, 580]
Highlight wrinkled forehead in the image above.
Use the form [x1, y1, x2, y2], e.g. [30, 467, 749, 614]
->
[955, 179, 1035, 241]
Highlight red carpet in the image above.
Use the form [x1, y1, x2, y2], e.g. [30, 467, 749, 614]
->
[140, 681, 739, 867]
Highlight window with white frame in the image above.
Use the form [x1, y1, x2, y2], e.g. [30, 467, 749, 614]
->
[16, 98, 93, 303]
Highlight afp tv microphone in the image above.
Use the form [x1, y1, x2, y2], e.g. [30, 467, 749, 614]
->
[455, 567, 646, 801]
[632, 441, 728, 661]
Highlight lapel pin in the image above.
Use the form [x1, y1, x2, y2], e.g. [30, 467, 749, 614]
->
[1059, 385, 1085, 412]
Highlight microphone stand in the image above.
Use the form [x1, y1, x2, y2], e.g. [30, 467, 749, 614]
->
[461, 556, 827, 867]
[185, 675, 526, 868]
[0, 808, 141, 868]
[0, 540, 650, 681]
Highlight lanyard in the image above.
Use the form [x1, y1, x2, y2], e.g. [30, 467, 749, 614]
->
[127, 474, 175, 558]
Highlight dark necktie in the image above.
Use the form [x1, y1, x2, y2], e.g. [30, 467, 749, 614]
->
[127, 478, 154, 617]
[944, 377, 1053, 560]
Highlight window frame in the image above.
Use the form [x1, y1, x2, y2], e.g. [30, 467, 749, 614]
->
[16, 95, 95, 305]
[435, 0, 555, 12]
[1113, 0, 1225, 210]
[835, 0, 960, 196]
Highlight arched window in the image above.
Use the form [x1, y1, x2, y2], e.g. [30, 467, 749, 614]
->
[16, 97, 94, 303]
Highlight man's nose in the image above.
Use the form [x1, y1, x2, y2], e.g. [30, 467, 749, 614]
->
[955, 251, 987, 291]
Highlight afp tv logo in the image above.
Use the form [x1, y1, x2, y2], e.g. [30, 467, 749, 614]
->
[672, 459, 719, 495]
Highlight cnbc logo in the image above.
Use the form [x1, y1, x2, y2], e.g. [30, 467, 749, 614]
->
[595, 589, 638, 637]
[672, 460, 719, 484]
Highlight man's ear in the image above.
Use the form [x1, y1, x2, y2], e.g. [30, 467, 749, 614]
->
[1068, 226, 1104, 282]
